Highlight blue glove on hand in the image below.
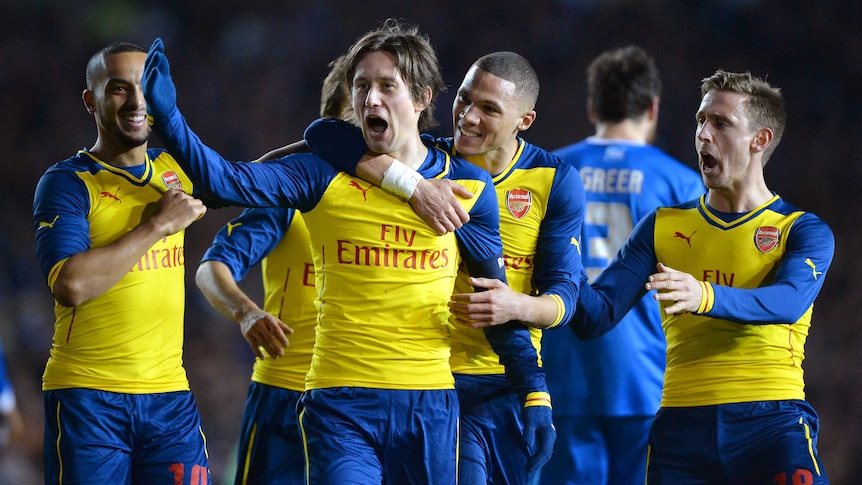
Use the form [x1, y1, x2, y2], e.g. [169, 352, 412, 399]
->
[523, 403, 555, 473]
[143, 37, 177, 123]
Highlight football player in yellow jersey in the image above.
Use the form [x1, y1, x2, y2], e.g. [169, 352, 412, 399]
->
[572, 71, 833, 483]
[33, 42, 210, 485]
[538, 46, 705, 485]
[144, 20, 553, 484]
[303, 51, 585, 484]
[194, 57, 349, 485]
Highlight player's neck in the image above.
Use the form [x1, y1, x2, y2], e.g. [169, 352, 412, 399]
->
[594, 119, 651, 143]
[707, 184, 773, 214]
[465, 137, 518, 176]
[89, 138, 148, 168]
[391, 138, 429, 170]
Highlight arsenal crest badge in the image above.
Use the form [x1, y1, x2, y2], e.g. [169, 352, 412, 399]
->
[162, 171, 183, 191]
[507, 189, 532, 219]
[754, 226, 780, 253]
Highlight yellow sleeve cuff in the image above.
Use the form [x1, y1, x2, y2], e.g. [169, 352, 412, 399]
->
[543, 294, 566, 329]
[524, 391, 552, 408]
[696, 281, 714, 314]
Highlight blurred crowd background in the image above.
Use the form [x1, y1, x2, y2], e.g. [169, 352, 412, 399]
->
[1, 0, 859, 483]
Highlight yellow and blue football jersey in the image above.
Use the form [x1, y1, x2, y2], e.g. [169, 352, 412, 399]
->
[575, 194, 834, 407]
[432, 136, 584, 376]
[34, 149, 196, 393]
[202, 207, 317, 391]
[152, 113, 546, 397]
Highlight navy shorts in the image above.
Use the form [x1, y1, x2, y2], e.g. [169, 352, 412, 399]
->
[234, 382, 304, 485]
[43, 389, 210, 485]
[647, 400, 828, 484]
[299, 387, 458, 484]
[456, 373, 531, 485]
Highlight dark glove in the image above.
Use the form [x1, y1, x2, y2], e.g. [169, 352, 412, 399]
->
[523, 401, 555, 473]
[143, 37, 177, 124]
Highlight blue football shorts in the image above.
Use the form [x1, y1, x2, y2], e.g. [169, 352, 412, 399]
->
[647, 400, 828, 484]
[234, 382, 304, 485]
[456, 373, 531, 485]
[43, 388, 210, 485]
[298, 386, 458, 484]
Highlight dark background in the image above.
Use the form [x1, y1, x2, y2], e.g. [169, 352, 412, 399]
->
[1, 0, 859, 483]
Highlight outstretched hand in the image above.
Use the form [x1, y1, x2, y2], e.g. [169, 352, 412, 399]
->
[143, 37, 177, 122]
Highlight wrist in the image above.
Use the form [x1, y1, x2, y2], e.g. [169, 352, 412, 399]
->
[696, 281, 714, 313]
[524, 391, 552, 408]
[381, 159, 422, 200]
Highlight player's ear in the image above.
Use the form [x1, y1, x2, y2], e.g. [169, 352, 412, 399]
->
[414, 86, 432, 112]
[750, 126, 773, 154]
[517, 109, 537, 132]
[83, 90, 96, 114]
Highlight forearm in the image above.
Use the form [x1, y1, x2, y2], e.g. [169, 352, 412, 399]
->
[570, 282, 622, 339]
[483, 322, 548, 402]
[52, 218, 169, 306]
[195, 260, 261, 323]
[197, 259, 290, 360]
[153, 107, 247, 202]
[355, 153, 394, 184]
[515, 294, 564, 329]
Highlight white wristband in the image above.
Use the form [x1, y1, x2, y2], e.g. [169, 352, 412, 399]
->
[381, 159, 422, 200]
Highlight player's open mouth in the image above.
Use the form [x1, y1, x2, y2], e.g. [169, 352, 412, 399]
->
[366, 116, 388, 134]
[699, 152, 717, 172]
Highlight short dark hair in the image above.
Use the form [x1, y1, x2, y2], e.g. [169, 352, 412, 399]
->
[472, 51, 540, 111]
[587, 45, 661, 123]
[344, 18, 446, 131]
[85, 42, 145, 89]
[700, 69, 785, 164]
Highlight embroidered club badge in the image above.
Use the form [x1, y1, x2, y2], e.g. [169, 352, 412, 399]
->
[754, 226, 780, 253]
[162, 171, 183, 191]
[507, 189, 532, 219]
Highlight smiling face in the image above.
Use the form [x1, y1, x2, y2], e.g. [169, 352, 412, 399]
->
[694, 90, 762, 192]
[84, 51, 150, 152]
[351, 50, 426, 160]
[452, 66, 535, 170]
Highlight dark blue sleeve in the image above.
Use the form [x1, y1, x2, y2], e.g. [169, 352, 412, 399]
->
[152, 105, 333, 211]
[33, 166, 91, 281]
[303, 118, 368, 176]
[454, 168, 549, 400]
[572, 211, 658, 339]
[531, 162, 585, 326]
[451, 169, 505, 264]
[708, 213, 834, 323]
[201, 207, 294, 282]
